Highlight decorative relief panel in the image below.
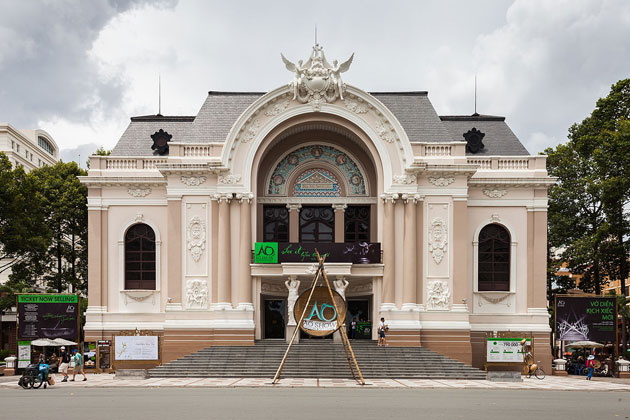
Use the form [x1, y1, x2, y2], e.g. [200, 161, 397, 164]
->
[265, 99, 290, 116]
[261, 282, 287, 294]
[392, 174, 417, 185]
[428, 177, 455, 186]
[242, 119, 260, 143]
[268, 145, 366, 196]
[428, 217, 448, 264]
[186, 279, 208, 309]
[181, 176, 207, 186]
[293, 168, 341, 197]
[427, 280, 450, 310]
[374, 119, 395, 143]
[187, 216, 206, 262]
[483, 189, 507, 198]
[346, 282, 373, 294]
[343, 97, 369, 114]
[127, 188, 151, 197]
[218, 174, 242, 185]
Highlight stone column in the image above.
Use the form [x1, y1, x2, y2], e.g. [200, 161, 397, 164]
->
[87, 207, 102, 308]
[452, 199, 468, 308]
[167, 197, 182, 304]
[286, 204, 301, 242]
[415, 195, 424, 306]
[216, 193, 232, 308]
[381, 193, 398, 308]
[332, 204, 347, 243]
[237, 193, 254, 309]
[533, 208, 548, 308]
[100, 209, 108, 309]
[402, 194, 417, 308]
[394, 197, 405, 308]
[211, 199, 219, 303]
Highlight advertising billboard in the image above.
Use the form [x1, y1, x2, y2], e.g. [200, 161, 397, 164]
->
[17, 294, 80, 341]
[254, 242, 381, 264]
[486, 338, 531, 363]
[293, 287, 347, 337]
[555, 296, 617, 342]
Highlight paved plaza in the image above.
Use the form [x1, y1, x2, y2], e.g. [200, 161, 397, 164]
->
[1, 373, 629, 391]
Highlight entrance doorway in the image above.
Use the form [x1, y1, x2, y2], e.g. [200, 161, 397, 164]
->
[263, 299, 285, 339]
[347, 298, 371, 339]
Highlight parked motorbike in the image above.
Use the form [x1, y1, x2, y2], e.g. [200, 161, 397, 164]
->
[18, 363, 51, 389]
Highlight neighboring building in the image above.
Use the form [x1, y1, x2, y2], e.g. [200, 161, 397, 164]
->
[0, 123, 59, 171]
[81, 44, 555, 371]
[0, 123, 59, 352]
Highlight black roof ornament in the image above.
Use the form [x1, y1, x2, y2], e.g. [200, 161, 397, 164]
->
[463, 127, 485, 154]
[151, 129, 172, 155]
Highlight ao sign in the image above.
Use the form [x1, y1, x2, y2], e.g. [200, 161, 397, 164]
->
[294, 287, 347, 337]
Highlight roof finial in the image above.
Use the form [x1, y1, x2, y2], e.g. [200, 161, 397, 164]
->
[158, 73, 162, 116]
[473, 73, 479, 116]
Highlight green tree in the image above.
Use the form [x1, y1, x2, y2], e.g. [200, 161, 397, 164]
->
[13, 161, 88, 294]
[0, 153, 49, 289]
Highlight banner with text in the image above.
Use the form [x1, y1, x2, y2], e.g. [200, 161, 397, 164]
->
[555, 296, 617, 342]
[254, 242, 381, 264]
[17, 294, 79, 341]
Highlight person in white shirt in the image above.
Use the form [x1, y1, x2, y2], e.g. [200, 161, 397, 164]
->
[377, 317, 388, 347]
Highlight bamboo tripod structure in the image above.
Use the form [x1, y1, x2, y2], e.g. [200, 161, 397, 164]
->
[272, 250, 365, 385]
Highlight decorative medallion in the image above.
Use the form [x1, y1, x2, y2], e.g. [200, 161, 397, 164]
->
[134, 213, 144, 223]
[181, 175, 207, 186]
[218, 174, 242, 185]
[265, 99, 290, 116]
[375, 120, 395, 143]
[463, 128, 486, 154]
[186, 279, 208, 309]
[490, 214, 501, 223]
[187, 216, 206, 262]
[483, 189, 507, 198]
[281, 44, 354, 111]
[343, 98, 368, 114]
[151, 129, 172, 155]
[428, 177, 455, 186]
[428, 217, 448, 264]
[393, 174, 417, 185]
[127, 188, 151, 197]
[242, 119, 260, 143]
[427, 280, 451, 310]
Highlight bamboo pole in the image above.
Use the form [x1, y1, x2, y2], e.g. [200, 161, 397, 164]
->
[271, 261, 323, 384]
[316, 250, 366, 385]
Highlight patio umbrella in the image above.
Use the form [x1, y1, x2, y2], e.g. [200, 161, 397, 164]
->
[30, 338, 56, 346]
[566, 341, 605, 349]
[51, 338, 77, 346]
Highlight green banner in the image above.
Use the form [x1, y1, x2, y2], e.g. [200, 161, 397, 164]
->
[18, 341, 31, 346]
[18, 294, 78, 303]
[254, 242, 278, 263]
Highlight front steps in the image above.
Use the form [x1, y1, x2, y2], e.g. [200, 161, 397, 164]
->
[149, 340, 487, 379]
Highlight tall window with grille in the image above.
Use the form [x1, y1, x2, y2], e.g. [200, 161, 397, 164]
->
[478, 224, 510, 291]
[263, 205, 289, 242]
[124, 223, 156, 290]
[299, 206, 335, 242]
[344, 205, 370, 242]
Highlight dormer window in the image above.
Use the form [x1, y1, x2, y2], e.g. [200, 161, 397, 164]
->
[151, 129, 172, 155]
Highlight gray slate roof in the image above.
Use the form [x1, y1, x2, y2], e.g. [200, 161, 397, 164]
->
[440, 115, 530, 156]
[111, 92, 529, 157]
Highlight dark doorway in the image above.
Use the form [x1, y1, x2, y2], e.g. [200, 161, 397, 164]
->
[347, 298, 371, 339]
[264, 299, 285, 339]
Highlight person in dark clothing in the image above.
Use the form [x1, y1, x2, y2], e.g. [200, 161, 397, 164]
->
[58, 347, 71, 382]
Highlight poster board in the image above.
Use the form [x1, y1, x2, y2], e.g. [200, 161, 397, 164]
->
[555, 296, 617, 342]
[486, 338, 531, 363]
[17, 294, 79, 341]
[98, 340, 111, 371]
[17, 341, 31, 368]
[83, 342, 97, 369]
[114, 335, 159, 361]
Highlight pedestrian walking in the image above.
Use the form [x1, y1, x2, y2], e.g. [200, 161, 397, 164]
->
[58, 347, 70, 382]
[71, 349, 87, 382]
[377, 317, 388, 347]
[586, 355, 595, 380]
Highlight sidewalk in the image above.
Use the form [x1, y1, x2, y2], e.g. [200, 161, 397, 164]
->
[1, 374, 629, 390]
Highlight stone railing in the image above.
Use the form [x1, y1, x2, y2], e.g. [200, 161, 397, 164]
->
[424, 145, 452, 156]
[101, 157, 168, 170]
[183, 145, 212, 157]
[467, 156, 545, 170]
[105, 158, 137, 169]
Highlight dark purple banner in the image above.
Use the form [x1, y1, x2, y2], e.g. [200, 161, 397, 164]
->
[276, 242, 381, 264]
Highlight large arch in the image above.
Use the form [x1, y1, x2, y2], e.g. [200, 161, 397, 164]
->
[222, 85, 414, 192]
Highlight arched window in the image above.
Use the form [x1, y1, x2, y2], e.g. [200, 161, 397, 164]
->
[263, 205, 289, 242]
[125, 224, 156, 290]
[299, 206, 334, 242]
[478, 224, 510, 291]
[344, 205, 370, 242]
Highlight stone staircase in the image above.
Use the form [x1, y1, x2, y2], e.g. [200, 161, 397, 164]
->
[149, 340, 487, 379]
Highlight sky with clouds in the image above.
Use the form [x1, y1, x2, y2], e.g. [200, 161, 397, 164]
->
[1, 0, 629, 164]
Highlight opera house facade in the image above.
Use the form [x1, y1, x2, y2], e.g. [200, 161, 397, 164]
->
[81, 44, 554, 370]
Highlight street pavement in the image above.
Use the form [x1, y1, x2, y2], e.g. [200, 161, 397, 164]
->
[1, 373, 630, 391]
[0, 387, 628, 420]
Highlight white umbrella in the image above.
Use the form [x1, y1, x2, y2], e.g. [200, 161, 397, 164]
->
[566, 340, 605, 349]
[30, 338, 56, 346]
[51, 338, 77, 346]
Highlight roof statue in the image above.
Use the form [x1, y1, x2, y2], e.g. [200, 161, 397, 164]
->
[281, 44, 354, 111]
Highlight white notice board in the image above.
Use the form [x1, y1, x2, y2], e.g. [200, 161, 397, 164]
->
[486, 338, 531, 363]
[114, 336, 159, 361]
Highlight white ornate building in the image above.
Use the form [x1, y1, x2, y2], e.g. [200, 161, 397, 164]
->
[81, 44, 554, 370]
